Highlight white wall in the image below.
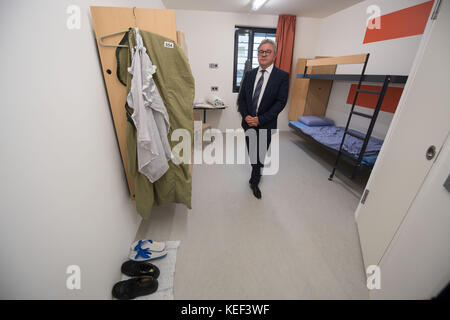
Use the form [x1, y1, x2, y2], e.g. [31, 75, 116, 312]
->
[175, 10, 278, 131]
[174, 1, 429, 136]
[315, 0, 428, 139]
[0, 0, 166, 299]
[354, 0, 450, 298]
[175, 10, 321, 131]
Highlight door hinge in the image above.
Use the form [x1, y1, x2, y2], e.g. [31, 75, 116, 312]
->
[361, 189, 370, 204]
[431, 0, 441, 20]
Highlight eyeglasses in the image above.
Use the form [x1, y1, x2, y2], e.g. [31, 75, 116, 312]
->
[258, 50, 272, 55]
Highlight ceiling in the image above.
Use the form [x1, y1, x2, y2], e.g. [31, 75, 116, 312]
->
[161, 0, 366, 18]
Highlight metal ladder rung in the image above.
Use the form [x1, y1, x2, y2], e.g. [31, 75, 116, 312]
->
[329, 53, 377, 182]
[346, 130, 366, 140]
[357, 89, 381, 95]
[352, 111, 373, 119]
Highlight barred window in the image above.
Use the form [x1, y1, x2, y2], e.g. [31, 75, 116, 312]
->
[233, 26, 276, 93]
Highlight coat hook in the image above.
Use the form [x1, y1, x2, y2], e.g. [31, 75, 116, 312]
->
[133, 7, 137, 27]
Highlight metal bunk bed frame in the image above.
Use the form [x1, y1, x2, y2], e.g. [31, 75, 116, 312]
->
[296, 53, 408, 180]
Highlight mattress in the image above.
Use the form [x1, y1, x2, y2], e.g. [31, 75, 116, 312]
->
[289, 121, 383, 165]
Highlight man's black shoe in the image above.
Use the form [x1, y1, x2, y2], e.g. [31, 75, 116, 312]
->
[250, 184, 262, 199]
[121, 260, 160, 278]
[112, 276, 158, 300]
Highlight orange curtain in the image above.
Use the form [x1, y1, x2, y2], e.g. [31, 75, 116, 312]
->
[275, 15, 296, 79]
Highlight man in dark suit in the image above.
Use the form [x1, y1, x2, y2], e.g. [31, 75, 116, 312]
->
[237, 39, 289, 199]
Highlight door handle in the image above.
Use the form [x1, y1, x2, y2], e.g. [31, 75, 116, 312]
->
[426, 145, 436, 160]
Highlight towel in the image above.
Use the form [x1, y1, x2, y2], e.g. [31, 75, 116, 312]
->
[205, 93, 225, 107]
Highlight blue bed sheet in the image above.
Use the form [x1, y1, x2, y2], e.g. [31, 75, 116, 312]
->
[289, 121, 383, 165]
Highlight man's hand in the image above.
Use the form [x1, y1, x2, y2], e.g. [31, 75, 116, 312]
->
[245, 116, 260, 127]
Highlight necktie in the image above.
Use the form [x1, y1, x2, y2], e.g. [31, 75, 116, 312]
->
[252, 70, 266, 114]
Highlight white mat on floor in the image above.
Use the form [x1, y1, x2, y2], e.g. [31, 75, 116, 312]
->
[120, 240, 180, 300]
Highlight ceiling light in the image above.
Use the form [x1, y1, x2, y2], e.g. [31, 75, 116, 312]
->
[252, 0, 269, 11]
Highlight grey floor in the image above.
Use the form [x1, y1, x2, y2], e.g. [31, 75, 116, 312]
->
[135, 131, 370, 299]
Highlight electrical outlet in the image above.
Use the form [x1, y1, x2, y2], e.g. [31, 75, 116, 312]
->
[211, 86, 219, 91]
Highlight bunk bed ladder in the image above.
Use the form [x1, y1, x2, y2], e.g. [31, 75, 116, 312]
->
[351, 75, 391, 178]
[328, 54, 390, 181]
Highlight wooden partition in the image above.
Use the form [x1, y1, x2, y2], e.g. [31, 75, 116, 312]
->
[176, 31, 189, 58]
[306, 54, 368, 67]
[90, 7, 177, 197]
[288, 57, 337, 121]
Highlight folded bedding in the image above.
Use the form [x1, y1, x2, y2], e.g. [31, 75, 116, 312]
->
[298, 116, 335, 127]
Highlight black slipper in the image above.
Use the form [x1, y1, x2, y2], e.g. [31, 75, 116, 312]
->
[112, 276, 158, 300]
[121, 260, 160, 278]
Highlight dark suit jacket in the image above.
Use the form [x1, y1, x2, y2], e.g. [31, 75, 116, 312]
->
[238, 66, 289, 130]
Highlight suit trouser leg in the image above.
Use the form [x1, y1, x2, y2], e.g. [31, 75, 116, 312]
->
[245, 128, 272, 186]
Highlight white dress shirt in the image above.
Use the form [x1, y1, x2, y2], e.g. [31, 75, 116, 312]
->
[252, 63, 274, 113]
[127, 28, 172, 183]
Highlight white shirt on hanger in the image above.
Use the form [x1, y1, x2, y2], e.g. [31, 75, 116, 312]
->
[127, 28, 172, 183]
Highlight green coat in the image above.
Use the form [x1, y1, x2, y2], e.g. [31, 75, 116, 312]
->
[116, 29, 194, 218]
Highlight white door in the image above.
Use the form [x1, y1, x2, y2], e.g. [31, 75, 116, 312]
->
[355, 0, 450, 269]
[370, 132, 450, 299]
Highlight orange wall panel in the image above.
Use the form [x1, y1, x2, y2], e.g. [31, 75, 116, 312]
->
[347, 84, 404, 113]
[363, 1, 434, 44]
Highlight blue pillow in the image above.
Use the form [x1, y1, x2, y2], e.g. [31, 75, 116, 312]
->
[298, 116, 334, 127]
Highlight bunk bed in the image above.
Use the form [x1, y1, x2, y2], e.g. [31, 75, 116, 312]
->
[288, 54, 408, 180]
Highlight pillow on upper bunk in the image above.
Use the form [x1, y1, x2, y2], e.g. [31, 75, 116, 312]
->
[298, 116, 334, 127]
